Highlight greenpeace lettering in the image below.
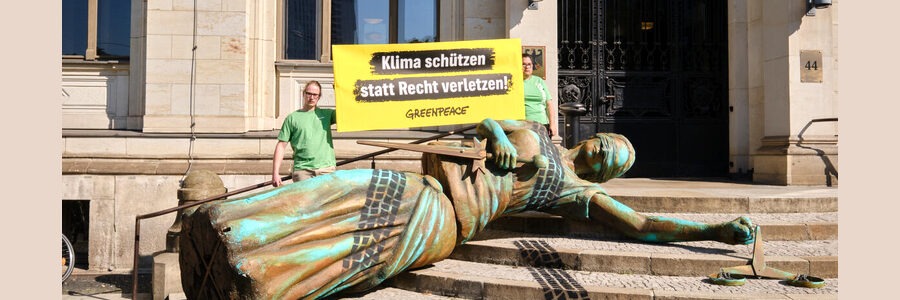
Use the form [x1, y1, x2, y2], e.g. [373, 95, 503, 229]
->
[405, 106, 470, 120]
[355, 74, 512, 102]
[370, 48, 495, 75]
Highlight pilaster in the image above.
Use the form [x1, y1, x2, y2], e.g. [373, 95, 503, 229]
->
[141, 0, 253, 133]
[751, 1, 838, 185]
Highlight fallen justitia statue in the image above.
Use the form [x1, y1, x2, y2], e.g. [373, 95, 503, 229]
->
[179, 118, 755, 299]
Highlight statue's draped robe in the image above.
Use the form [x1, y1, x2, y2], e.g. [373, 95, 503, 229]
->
[180, 125, 614, 299]
[180, 170, 457, 299]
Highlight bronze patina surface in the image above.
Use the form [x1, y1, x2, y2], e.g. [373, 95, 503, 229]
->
[179, 118, 757, 299]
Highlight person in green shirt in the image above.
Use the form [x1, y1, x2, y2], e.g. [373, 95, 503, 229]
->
[522, 53, 557, 137]
[271, 80, 337, 187]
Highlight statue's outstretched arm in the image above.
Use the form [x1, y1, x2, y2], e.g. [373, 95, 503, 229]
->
[585, 192, 755, 245]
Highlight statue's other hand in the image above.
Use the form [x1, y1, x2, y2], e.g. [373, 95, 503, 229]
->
[717, 216, 754, 245]
[532, 154, 549, 169]
[493, 139, 518, 169]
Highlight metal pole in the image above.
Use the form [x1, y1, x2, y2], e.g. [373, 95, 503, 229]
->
[559, 102, 587, 148]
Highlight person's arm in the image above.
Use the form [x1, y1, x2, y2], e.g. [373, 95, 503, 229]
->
[331, 108, 337, 125]
[540, 79, 557, 137]
[547, 98, 557, 137]
[272, 141, 288, 187]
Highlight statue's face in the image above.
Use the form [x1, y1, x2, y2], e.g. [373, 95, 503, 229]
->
[575, 135, 635, 182]
[579, 138, 609, 173]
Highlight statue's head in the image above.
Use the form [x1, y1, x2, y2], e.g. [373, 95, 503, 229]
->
[572, 133, 635, 183]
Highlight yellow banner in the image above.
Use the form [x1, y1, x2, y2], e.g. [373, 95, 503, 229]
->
[333, 39, 525, 132]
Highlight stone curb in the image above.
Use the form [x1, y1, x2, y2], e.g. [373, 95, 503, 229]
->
[653, 291, 837, 300]
[389, 268, 654, 300]
[451, 240, 838, 278]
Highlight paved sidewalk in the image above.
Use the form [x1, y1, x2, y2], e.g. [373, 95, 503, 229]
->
[61, 288, 466, 300]
[395, 259, 838, 298]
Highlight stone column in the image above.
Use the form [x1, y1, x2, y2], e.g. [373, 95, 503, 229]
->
[751, 0, 839, 186]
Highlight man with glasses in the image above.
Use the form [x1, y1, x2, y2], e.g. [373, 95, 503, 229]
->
[271, 81, 337, 187]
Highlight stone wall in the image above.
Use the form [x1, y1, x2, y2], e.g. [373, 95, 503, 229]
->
[140, 0, 272, 133]
[729, 0, 839, 185]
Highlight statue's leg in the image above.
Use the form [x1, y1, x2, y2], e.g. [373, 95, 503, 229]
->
[180, 169, 457, 299]
[545, 193, 753, 245]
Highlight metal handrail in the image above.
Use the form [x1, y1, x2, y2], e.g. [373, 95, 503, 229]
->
[795, 117, 838, 187]
[130, 124, 477, 297]
[797, 117, 837, 142]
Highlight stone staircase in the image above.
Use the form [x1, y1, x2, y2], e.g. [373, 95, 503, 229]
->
[61, 178, 838, 300]
[384, 178, 839, 299]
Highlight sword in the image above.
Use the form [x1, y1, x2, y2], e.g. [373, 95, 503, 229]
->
[357, 139, 486, 159]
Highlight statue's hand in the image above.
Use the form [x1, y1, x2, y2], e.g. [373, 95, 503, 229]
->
[716, 216, 755, 245]
[492, 139, 518, 169]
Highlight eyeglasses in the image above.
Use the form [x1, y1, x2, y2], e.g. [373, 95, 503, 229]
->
[304, 91, 320, 97]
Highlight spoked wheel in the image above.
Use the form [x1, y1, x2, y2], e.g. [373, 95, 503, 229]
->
[62, 234, 75, 282]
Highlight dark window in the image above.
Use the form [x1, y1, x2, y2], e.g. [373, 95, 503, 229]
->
[97, 0, 131, 57]
[285, 0, 320, 60]
[62, 0, 88, 56]
[62, 200, 90, 269]
[62, 0, 131, 59]
[284, 0, 438, 60]
[398, 0, 437, 43]
[332, 0, 389, 45]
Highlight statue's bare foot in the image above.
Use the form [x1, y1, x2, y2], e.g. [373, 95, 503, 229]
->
[715, 216, 754, 245]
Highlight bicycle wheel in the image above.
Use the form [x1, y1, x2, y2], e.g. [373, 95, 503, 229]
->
[62, 234, 75, 282]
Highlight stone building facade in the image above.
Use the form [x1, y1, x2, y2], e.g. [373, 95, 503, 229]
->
[62, 0, 837, 272]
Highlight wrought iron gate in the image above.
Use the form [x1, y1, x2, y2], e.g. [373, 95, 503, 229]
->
[558, 0, 729, 177]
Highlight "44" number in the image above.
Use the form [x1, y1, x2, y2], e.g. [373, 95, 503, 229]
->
[805, 60, 818, 70]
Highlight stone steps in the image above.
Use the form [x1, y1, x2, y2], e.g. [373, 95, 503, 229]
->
[384, 179, 838, 299]
[487, 212, 838, 241]
[452, 230, 837, 278]
[101, 177, 833, 299]
[388, 259, 838, 300]
[605, 194, 836, 214]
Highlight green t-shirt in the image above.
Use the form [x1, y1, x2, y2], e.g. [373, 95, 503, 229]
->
[523, 76, 551, 124]
[277, 108, 337, 170]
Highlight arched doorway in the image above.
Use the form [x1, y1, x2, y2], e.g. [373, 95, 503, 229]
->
[558, 0, 729, 177]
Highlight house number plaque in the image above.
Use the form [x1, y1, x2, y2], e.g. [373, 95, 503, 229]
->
[800, 50, 823, 83]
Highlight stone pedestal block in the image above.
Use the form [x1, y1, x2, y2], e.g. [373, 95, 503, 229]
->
[753, 137, 838, 186]
[152, 252, 182, 300]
